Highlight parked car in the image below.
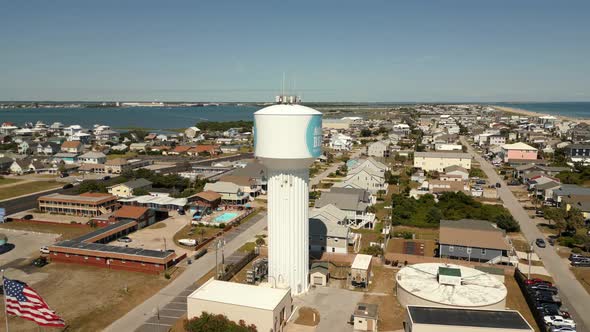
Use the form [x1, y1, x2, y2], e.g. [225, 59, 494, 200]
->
[177, 209, 186, 215]
[495, 182, 502, 188]
[536, 238, 547, 248]
[528, 284, 558, 294]
[22, 214, 33, 220]
[103, 176, 111, 180]
[508, 180, 520, 186]
[571, 260, 590, 267]
[544, 315, 576, 328]
[62, 183, 74, 189]
[178, 238, 197, 246]
[550, 326, 576, 332]
[117, 236, 132, 243]
[536, 210, 545, 217]
[525, 278, 552, 286]
[39, 246, 50, 254]
[569, 253, 590, 261]
[32, 257, 48, 267]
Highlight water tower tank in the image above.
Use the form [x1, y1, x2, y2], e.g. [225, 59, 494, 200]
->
[254, 102, 322, 295]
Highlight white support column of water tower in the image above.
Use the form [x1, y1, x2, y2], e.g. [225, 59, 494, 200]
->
[254, 98, 322, 295]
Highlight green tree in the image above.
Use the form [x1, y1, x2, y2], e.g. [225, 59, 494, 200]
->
[543, 207, 565, 226]
[184, 312, 257, 332]
[426, 207, 442, 224]
[494, 214, 520, 232]
[565, 208, 585, 233]
[361, 245, 383, 257]
[360, 129, 372, 137]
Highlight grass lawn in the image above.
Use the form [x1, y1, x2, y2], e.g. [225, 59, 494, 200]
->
[572, 267, 590, 295]
[107, 151, 138, 160]
[0, 222, 93, 241]
[238, 241, 257, 253]
[0, 178, 22, 186]
[0, 181, 61, 200]
[0, 262, 180, 332]
[173, 224, 222, 247]
[391, 226, 439, 240]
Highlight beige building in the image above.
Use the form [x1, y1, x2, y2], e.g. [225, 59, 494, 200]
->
[353, 303, 378, 331]
[107, 178, 152, 198]
[351, 254, 372, 288]
[404, 306, 533, 332]
[413, 152, 472, 172]
[37, 193, 118, 217]
[187, 279, 292, 332]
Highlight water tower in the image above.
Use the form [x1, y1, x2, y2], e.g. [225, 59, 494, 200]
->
[254, 96, 322, 295]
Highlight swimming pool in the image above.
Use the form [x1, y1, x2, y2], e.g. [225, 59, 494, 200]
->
[214, 212, 238, 223]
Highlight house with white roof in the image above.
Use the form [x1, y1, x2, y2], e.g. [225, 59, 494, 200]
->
[77, 151, 107, 164]
[501, 142, 538, 163]
[329, 133, 353, 151]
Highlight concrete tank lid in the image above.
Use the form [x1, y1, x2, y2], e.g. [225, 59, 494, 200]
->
[396, 263, 507, 307]
[255, 104, 322, 116]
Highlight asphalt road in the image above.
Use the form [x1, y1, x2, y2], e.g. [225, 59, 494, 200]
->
[461, 136, 590, 332]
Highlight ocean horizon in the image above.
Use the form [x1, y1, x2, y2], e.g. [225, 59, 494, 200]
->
[493, 102, 590, 119]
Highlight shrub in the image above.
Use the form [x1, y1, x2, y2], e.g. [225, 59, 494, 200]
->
[218, 223, 226, 229]
[571, 247, 583, 254]
[361, 245, 383, 257]
[164, 272, 171, 279]
[185, 312, 257, 332]
[255, 237, 265, 246]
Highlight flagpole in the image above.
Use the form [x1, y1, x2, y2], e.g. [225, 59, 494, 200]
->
[2, 269, 9, 332]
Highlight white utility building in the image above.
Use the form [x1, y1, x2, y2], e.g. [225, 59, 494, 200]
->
[254, 98, 322, 295]
[187, 279, 293, 332]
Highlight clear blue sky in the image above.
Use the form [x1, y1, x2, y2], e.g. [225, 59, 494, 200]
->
[1, 1, 589, 102]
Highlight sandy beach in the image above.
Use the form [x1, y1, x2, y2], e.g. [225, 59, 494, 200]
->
[493, 105, 590, 125]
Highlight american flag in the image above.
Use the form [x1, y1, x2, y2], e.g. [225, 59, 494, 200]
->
[3, 277, 65, 327]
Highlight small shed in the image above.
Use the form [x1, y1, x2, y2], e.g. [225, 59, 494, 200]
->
[351, 254, 372, 288]
[310, 262, 329, 286]
[353, 302, 378, 332]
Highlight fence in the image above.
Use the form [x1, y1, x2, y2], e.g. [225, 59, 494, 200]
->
[220, 250, 258, 281]
[9, 218, 90, 228]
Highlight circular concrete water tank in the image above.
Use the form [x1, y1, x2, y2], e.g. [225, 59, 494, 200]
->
[254, 104, 322, 169]
[396, 263, 507, 309]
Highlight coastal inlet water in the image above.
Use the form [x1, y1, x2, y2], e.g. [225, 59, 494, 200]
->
[0, 105, 261, 130]
[495, 102, 590, 119]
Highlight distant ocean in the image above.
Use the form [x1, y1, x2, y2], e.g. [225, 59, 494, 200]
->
[0, 105, 261, 131]
[494, 102, 590, 119]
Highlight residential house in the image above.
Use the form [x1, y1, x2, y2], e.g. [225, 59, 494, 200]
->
[413, 152, 472, 172]
[129, 143, 148, 152]
[501, 142, 538, 163]
[0, 156, 13, 173]
[218, 174, 262, 198]
[443, 165, 469, 180]
[95, 129, 120, 143]
[428, 179, 469, 195]
[184, 126, 201, 140]
[562, 195, 590, 222]
[533, 181, 561, 201]
[36, 142, 60, 155]
[367, 140, 391, 158]
[77, 151, 107, 164]
[107, 178, 152, 198]
[9, 159, 31, 174]
[315, 188, 375, 229]
[514, 164, 570, 181]
[566, 144, 590, 165]
[52, 153, 78, 165]
[61, 141, 83, 154]
[104, 158, 151, 174]
[17, 140, 32, 155]
[309, 204, 349, 254]
[329, 133, 353, 151]
[552, 184, 590, 206]
[187, 145, 221, 156]
[203, 181, 249, 205]
[333, 166, 386, 194]
[438, 219, 512, 264]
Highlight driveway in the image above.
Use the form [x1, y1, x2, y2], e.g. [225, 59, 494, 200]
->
[461, 136, 590, 332]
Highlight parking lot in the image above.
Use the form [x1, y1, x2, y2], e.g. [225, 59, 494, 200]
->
[0, 229, 59, 268]
[108, 212, 192, 255]
[289, 286, 364, 332]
